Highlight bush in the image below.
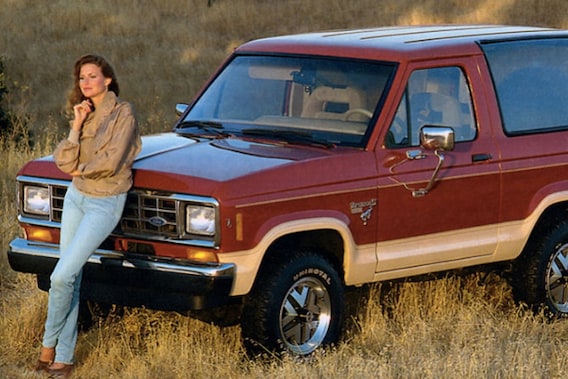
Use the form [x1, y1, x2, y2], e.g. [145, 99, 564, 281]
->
[0, 57, 33, 148]
[0, 57, 9, 136]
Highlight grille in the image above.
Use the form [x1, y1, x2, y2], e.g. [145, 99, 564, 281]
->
[120, 191, 181, 238]
[50, 185, 67, 222]
[19, 176, 217, 247]
[47, 186, 181, 238]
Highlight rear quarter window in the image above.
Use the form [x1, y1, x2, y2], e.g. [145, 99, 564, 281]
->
[481, 38, 568, 135]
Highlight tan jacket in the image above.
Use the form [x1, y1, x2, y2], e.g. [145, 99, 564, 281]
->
[53, 91, 142, 197]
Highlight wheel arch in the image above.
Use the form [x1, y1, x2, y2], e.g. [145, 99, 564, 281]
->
[502, 191, 568, 263]
[258, 228, 346, 282]
[520, 199, 568, 259]
[254, 215, 357, 283]
[224, 214, 369, 296]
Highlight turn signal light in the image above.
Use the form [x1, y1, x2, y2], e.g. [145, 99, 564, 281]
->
[186, 248, 218, 263]
[24, 225, 59, 244]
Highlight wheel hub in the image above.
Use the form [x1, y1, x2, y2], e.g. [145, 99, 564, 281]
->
[279, 277, 332, 355]
[298, 309, 315, 323]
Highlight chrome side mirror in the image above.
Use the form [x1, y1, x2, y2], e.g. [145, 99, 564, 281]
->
[175, 103, 189, 117]
[420, 126, 455, 152]
[410, 126, 454, 197]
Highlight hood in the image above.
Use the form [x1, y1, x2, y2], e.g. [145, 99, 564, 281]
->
[132, 133, 343, 196]
[18, 132, 374, 201]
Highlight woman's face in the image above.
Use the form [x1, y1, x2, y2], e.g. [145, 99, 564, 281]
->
[79, 63, 111, 104]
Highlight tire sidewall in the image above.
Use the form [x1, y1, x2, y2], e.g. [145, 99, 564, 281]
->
[242, 252, 345, 355]
[516, 221, 568, 317]
[542, 227, 568, 316]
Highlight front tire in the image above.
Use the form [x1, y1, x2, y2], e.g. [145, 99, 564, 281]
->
[513, 220, 568, 317]
[241, 251, 344, 356]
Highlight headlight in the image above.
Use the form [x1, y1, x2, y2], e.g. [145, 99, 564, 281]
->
[186, 205, 216, 236]
[23, 185, 50, 216]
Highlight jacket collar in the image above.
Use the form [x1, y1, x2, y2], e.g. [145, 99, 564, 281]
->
[95, 90, 118, 117]
[83, 91, 118, 131]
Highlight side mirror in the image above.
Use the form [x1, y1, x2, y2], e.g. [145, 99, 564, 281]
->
[406, 126, 454, 197]
[175, 103, 189, 117]
[419, 126, 455, 152]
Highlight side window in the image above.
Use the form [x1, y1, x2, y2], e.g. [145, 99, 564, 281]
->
[386, 67, 476, 148]
[481, 38, 568, 135]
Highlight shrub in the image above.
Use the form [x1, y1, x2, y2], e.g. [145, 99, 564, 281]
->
[0, 57, 9, 136]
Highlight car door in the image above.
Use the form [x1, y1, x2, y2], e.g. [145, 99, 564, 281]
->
[374, 60, 501, 276]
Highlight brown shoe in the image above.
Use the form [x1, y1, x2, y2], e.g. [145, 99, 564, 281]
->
[34, 359, 52, 372]
[47, 363, 73, 378]
[34, 346, 55, 372]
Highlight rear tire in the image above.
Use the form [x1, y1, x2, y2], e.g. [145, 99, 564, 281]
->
[513, 220, 568, 317]
[241, 251, 344, 356]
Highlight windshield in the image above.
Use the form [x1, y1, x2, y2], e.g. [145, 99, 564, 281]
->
[181, 55, 395, 147]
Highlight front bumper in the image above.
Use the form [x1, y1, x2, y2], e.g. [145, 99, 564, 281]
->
[7, 238, 236, 311]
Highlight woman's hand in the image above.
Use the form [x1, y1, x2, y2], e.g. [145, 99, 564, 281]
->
[72, 100, 93, 131]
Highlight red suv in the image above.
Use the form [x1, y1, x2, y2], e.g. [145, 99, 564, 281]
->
[9, 25, 568, 355]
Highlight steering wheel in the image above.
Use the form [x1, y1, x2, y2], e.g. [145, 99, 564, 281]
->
[343, 108, 373, 121]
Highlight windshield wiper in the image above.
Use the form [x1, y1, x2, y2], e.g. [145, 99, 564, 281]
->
[176, 121, 230, 138]
[241, 128, 334, 148]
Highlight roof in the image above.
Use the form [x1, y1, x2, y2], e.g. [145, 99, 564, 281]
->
[236, 25, 568, 61]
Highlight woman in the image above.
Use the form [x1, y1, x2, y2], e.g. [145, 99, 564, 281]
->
[35, 54, 141, 377]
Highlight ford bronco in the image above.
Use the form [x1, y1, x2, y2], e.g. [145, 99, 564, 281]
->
[8, 25, 568, 355]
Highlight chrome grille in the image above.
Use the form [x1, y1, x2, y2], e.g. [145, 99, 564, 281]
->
[51, 185, 67, 222]
[17, 175, 219, 248]
[120, 191, 180, 238]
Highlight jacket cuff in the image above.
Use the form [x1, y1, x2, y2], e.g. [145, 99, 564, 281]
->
[68, 129, 80, 144]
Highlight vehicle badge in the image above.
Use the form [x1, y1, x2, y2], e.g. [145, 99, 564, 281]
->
[350, 199, 377, 226]
[149, 216, 168, 227]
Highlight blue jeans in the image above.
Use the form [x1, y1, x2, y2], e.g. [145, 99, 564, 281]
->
[42, 183, 126, 364]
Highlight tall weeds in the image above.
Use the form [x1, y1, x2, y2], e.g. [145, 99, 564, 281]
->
[2, 0, 568, 378]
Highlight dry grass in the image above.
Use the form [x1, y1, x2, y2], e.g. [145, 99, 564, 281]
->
[2, 0, 568, 378]
[1, 0, 568, 136]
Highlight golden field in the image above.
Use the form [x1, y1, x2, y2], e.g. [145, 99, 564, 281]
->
[2, 0, 568, 378]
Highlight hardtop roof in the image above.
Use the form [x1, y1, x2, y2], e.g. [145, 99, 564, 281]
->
[236, 25, 567, 61]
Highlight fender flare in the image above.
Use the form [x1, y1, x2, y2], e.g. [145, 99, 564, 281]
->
[220, 212, 375, 296]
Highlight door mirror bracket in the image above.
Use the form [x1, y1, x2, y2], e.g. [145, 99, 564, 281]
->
[410, 126, 455, 197]
[389, 126, 455, 197]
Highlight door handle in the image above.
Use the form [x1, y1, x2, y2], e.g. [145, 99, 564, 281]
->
[471, 153, 492, 163]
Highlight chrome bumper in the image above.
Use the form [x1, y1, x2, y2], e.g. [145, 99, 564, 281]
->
[7, 238, 236, 310]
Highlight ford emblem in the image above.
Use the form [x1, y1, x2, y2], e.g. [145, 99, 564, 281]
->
[149, 216, 168, 227]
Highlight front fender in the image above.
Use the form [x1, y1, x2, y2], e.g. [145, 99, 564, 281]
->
[218, 215, 376, 296]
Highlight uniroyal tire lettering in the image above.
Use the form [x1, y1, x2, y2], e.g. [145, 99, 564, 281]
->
[294, 268, 331, 285]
